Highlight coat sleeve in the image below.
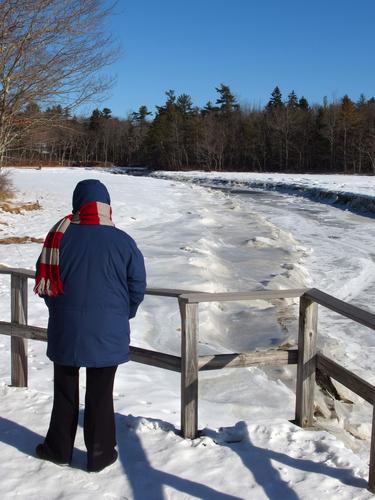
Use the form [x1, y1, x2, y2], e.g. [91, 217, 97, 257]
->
[127, 239, 147, 319]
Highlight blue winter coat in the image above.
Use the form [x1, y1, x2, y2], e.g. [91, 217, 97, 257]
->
[37, 179, 147, 367]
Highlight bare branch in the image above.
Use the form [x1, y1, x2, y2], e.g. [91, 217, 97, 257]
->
[0, 0, 119, 159]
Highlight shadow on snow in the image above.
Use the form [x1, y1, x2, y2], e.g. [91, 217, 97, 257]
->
[0, 413, 367, 499]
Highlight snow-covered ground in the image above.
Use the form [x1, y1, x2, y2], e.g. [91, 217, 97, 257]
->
[154, 171, 375, 448]
[0, 168, 374, 499]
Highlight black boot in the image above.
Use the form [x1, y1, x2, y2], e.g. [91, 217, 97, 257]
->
[87, 449, 118, 473]
[35, 443, 71, 466]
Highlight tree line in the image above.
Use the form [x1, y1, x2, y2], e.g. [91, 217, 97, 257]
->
[6, 84, 375, 174]
[1, 1, 374, 174]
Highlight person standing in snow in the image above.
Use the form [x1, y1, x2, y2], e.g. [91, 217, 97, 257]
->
[34, 179, 146, 472]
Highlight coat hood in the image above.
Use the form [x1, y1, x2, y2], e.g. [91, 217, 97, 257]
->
[72, 179, 111, 213]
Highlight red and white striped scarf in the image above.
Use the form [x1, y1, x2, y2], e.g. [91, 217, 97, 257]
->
[34, 201, 114, 297]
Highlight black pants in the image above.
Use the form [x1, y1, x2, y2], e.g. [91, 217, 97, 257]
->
[44, 363, 117, 469]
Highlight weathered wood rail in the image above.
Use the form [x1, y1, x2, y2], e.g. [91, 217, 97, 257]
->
[1, 267, 375, 492]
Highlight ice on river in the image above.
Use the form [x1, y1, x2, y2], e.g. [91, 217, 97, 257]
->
[0, 168, 374, 499]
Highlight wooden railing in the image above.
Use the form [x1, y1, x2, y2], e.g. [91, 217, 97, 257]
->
[1, 266, 375, 492]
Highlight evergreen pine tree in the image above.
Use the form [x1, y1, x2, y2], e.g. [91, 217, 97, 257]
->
[131, 105, 152, 123]
[176, 94, 193, 115]
[267, 86, 283, 108]
[287, 90, 298, 108]
[215, 84, 239, 112]
[341, 95, 355, 116]
[298, 97, 309, 110]
[202, 101, 217, 115]
[102, 108, 112, 119]
[357, 94, 366, 108]
[165, 90, 176, 104]
[155, 90, 177, 115]
[89, 108, 102, 131]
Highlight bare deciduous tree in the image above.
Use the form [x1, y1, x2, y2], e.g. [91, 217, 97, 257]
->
[0, 0, 118, 162]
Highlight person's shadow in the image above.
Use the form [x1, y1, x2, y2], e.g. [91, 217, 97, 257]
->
[0, 412, 238, 498]
[0, 413, 368, 499]
[0, 414, 87, 470]
[202, 421, 367, 499]
[115, 412, 240, 499]
[0, 416, 44, 456]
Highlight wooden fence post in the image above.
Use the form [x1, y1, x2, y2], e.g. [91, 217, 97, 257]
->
[11, 274, 28, 387]
[368, 404, 375, 493]
[295, 295, 318, 427]
[178, 298, 199, 439]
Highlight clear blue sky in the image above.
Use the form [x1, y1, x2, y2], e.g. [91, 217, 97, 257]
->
[86, 0, 375, 118]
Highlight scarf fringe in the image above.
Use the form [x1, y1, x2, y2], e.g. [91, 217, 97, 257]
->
[34, 277, 63, 297]
[34, 277, 50, 296]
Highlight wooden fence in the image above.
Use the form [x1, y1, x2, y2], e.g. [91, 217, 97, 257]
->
[1, 266, 375, 492]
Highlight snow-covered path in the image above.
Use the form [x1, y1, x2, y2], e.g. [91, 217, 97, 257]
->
[0, 168, 374, 499]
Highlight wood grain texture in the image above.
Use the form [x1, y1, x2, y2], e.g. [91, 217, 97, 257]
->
[129, 346, 181, 372]
[198, 349, 298, 370]
[0, 321, 47, 341]
[305, 288, 375, 331]
[179, 289, 307, 303]
[10, 275, 28, 387]
[179, 299, 199, 439]
[316, 353, 375, 404]
[0, 266, 35, 278]
[0, 322, 182, 371]
[295, 296, 318, 428]
[0, 266, 203, 298]
[369, 404, 375, 493]
[145, 288, 204, 298]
